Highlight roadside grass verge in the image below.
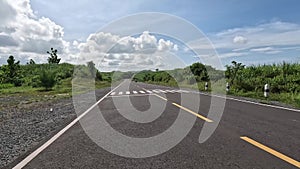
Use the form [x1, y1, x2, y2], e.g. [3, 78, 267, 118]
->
[0, 77, 111, 99]
[140, 79, 300, 108]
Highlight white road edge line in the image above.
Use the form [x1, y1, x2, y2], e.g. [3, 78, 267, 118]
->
[191, 91, 300, 113]
[13, 80, 126, 169]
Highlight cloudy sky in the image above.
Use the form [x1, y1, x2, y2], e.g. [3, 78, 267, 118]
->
[0, 0, 300, 71]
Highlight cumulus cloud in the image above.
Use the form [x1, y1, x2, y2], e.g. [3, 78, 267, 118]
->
[0, 0, 70, 64]
[76, 31, 179, 71]
[213, 21, 300, 49]
[0, 35, 18, 47]
[196, 21, 300, 60]
[233, 35, 247, 44]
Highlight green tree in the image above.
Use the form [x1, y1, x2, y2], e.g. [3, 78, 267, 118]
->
[6, 55, 22, 86]
[87, 61, 96, 78]
[7, 55, 20, 79]
[96, 70, 102, 81]
[47, 48, 61, 64]
[29, 59, 35, 64]
[39, 69, 56, 90]
[225, 61, 245, 85]
[190, 62, 209, 81]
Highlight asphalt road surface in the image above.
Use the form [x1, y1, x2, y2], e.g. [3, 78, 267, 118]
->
[9, 80, 300, 168]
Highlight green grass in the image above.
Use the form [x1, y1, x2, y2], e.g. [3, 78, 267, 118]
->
[0, 77, 111, 99]
[140, 79, 300, 108]
[230, 90, 300, 108]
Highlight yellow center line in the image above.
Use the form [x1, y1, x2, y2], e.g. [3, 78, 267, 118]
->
[152, 94, 213, 122]
[153, 93, 168, 101]
[172, 103, 213, 123]
[240, 136, 300, 168]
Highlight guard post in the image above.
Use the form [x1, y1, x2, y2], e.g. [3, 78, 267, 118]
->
[205, 82, 208, 91]
[264, 83, 269, 98]
[226, 82, 230, 93]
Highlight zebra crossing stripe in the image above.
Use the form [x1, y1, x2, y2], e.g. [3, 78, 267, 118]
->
[159, 90, 167, 93]
[110, 89, 189, 96]
[152, 90, 160, 93]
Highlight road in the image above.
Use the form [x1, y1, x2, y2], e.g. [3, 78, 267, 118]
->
[10, 80, 300, 168]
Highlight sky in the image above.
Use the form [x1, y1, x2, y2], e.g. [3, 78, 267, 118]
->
[0, 0, 300, 71]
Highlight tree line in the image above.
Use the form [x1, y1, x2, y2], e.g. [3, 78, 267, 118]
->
[225, 61, 300, 94]
[0, 48, 103, 90]
[133, 61, 300, 96]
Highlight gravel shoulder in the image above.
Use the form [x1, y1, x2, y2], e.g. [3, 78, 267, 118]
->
[0, 88, 110, 169]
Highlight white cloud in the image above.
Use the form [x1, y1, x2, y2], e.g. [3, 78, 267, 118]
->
[212, 21, 300, 50]
[219, 52, 248, 58]
[76, 31, 179, 71]
[198, 21, 300, 59]
[250, 47, 281, 54]
[0, 0, 70, 64]
[233, 35, 247, 44]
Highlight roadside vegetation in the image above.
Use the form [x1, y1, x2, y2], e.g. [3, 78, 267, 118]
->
[133, 61, 300, 108]
[0, 48, 112, 98]
[0, 47, 299, 108]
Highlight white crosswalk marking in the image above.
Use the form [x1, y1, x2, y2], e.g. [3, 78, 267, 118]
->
[159, 89, 167, 93]
[152, 90, 160, 93]
[110, 89, 189, 96]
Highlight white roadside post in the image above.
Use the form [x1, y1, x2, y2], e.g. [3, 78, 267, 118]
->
[205, 82, 208, 91]
[226, 82, 230, 93]
[264, 83, 269, 98]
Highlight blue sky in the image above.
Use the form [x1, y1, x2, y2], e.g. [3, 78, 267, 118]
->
[30, 0, 300, 40]
[0, 0, 299, 70]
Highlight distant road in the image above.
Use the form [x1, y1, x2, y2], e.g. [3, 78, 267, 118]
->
[10, 80, 300, 169]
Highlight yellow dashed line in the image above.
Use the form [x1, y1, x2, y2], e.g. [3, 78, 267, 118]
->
[172, 103, 213, 123]
[153, 94, 213, 122]
[240, 136, 300, 168]
[153, 94, 168, 101]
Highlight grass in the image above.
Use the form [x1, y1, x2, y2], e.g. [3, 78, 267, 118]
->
[140, 79, 300, 108]
[0, 77, 111, 100]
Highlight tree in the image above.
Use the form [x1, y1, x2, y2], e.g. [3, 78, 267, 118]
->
[6, 55, 22, 86]
[7, 55, 20, 78]
[47, 48, 61, 64]
[225, 61, 245, 85]
[39, 69, 56, 90]
[190, 62, 209, 81]
[96, 70, 102, 81]
[87, 61, 96, 78]
[29, 59, 35, 64]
